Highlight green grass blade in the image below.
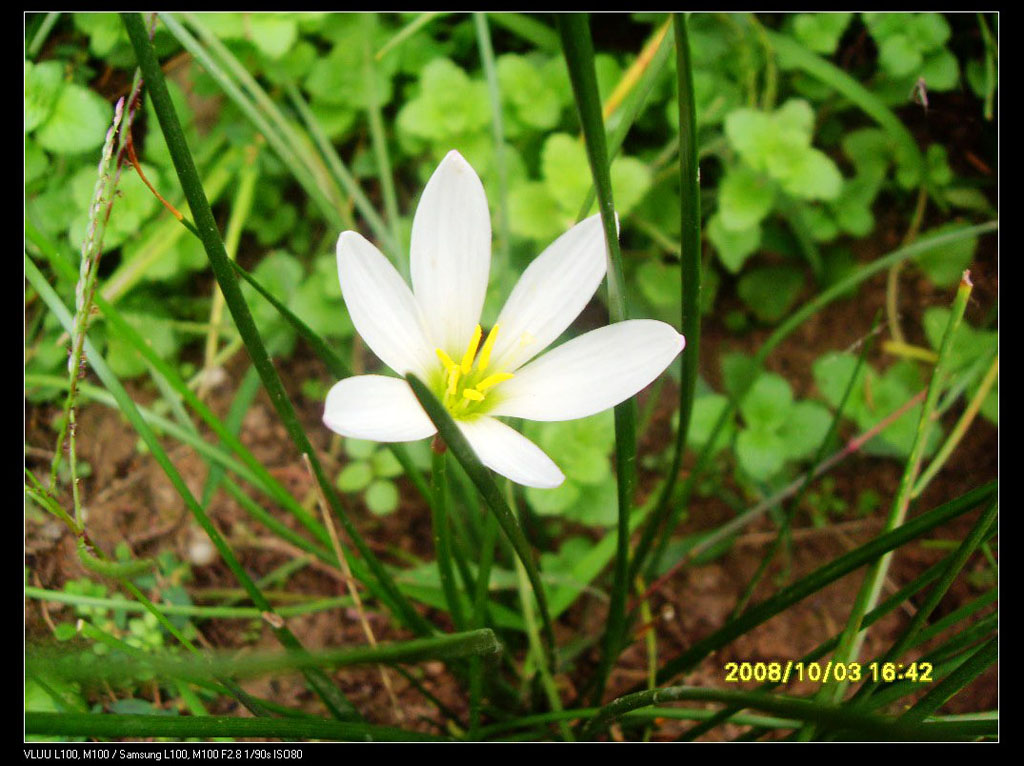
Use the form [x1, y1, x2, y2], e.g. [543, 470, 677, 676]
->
[899, 638, 998, 727]
[581, 686, 980, 741]
[122, 13, 432, 639]
[813, 275, 976, 721]
[629, 13, 701, 582]
[557, 11, 638, 707]
[30, 629, 501, 685]
[851, 499, 998, 708]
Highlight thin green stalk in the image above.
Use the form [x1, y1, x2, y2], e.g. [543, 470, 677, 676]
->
[161, 12, 347, 230]
[813, 274, 975, 719]
[513, 556, 573, 741]
[581, 686, 985, 741]
[284, 81, 396, 257]
[362, 15, 404, 273]
[32, 629, 501, 692]
[576, 16, 676, 222]
[629, 13, 701, 584]
[899, 638, 998, 727]
[469, 508, 499, 738]
[488, 13, 561, 52]
[27, 12, 60, 57]
[850, 499, 998, 708]
[557, 12, 637, 708]
[26, 585, 354, 622]
[376, 12, 447, 60]
[914, 355, 999, 497]
[201, 145, 258, 398]
[123, 13, 432, 639]
[977, 14, 997, 121]
[431, 449, 467, 630]
[474, 12, 510, 286]
[731, 314, 880, 618]
[406, 374, 556, 655]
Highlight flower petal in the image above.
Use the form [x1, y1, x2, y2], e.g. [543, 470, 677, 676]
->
[490, 320, 685, 422]
[410, 150, 492, 357]
[323, 375, 437, 442]
[337, 231, 435, 378]
[457, 416, 564, 489]
[488, 214, 608, 373]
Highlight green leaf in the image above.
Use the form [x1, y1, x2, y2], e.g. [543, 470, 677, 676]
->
[609, 156, 653, 215]
[508, 181, 564, 241]
[497, 53, 563, 131]
[542, 132, 593, 214]
[74, 13, 127, 58]
[688, 394, 735, 454]
[737, 427, 786, 480]
[396, 58, 489, 144]
[909, 13, 951, 51]
[365, 480, 399, 516]
[25, 60, 64, 133]
[105, 311, 179, 379]
[337, 462, 374, 493]
[920, 49, 959, 91]
[637, 259, 680, 309]
[776, 147, 843, 200]
[922, 308, 996, 373]
[35, 81, 112, 155]
[740, 373, 794, 432]
[878, 34, 922, 77]
[718, 166, 776, 231]
[778, 400, 834, 461]
[371, 449, 404, 479]
[914, 222, 976, 286]
[526, 480, 581, 516]
[721, 352, 760, 400]
[707, 213, 760, 273]
[345, 438, 378, 460]
[792, 13, 853, 55]
[248, 15, 298, 59]
[737, 266, 805, 323]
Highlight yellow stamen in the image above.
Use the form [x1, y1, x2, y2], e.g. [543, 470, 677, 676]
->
[460, 324, 483, 374]
[446, 366, 461, 396]
[462, 388, 484, 402]
[477, 323, 501, 373]
[476, 372, 514, 391]
[436, 348, 457, 371]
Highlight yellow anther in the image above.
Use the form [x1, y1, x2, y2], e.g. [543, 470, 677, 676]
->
[436, 348, 457, 371]
[460, 324, 483, 375]
[446, 366, 461, 396]
[462, 388, 485, 402]
[477, 323, 501, 373]
[476, 372, 514, 391]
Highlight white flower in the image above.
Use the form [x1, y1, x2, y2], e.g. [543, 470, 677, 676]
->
[323, 150, 684, 489]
